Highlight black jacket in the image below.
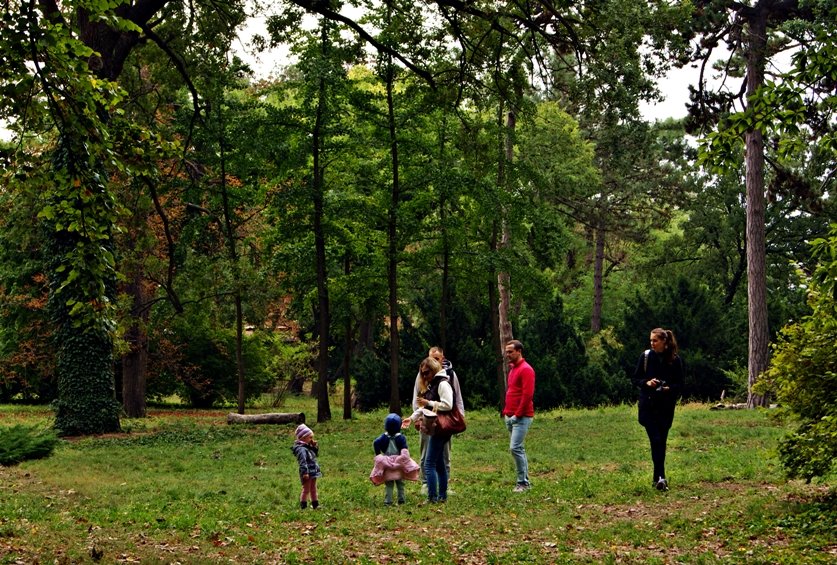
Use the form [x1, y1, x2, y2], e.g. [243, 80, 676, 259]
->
[632, 349, 684, 429]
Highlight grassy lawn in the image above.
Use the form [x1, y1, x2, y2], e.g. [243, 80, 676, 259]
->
[1, 398, 835, 564]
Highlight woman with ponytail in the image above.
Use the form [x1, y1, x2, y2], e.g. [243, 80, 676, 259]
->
[632, 328, 684, 491]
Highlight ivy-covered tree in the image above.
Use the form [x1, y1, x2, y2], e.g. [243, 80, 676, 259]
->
[0, 0, 249, 432]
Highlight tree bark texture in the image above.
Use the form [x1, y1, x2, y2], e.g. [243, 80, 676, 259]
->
[313, 29, 332, 422]
[121, 274, 148, 418]
[590, 224, 606, 333]
[439, 114, 450, 350]
[744, 9, 771, 408]
[216, 98, 247, 416]
[497, 106, 515, 381]
[385, 48, 402, 416]
[489, 273, 505, 408]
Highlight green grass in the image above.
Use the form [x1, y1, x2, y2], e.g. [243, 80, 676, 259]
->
[1, 399, 834, 563]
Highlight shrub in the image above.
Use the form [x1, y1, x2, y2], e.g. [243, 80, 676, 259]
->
[0, 424, 58, 466]
[519, 292, 601, 409]
[145, 312, 278, 408]
[352, 348, 390, 411]
[758, 226, 837, 481]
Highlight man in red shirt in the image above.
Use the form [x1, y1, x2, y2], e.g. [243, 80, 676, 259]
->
[502, 339, 535, 492]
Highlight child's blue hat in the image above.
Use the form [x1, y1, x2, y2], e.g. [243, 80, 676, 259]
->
[384, 413, 402, 435]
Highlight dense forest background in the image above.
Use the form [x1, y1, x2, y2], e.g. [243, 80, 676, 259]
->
[1, 1, 835, 459]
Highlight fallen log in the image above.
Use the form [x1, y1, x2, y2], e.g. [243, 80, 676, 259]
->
[226, 412, 305, 425]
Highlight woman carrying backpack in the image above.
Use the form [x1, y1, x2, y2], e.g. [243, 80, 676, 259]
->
[632, 327, 684, 491]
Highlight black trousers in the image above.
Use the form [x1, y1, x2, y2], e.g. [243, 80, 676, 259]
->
[644, 421, 670, 482]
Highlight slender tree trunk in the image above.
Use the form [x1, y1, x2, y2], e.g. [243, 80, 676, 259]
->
[217, 97, 246, 415]
[386, 50, 402, 415]
[744, 9, 770, 408]
[438, 114, 450, 349]
[343, 255, 353, 420]
[122, 274, 148, 418]
[489, 228, 505, 408]
[497, 107, 515, 357]
[590, 223, 606, 333]
[121, 194, 150, 418]
[313, 24, 332, 422]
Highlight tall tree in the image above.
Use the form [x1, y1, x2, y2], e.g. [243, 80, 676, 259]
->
[683, 0, 828, 406]
[1, 0, 247, 432]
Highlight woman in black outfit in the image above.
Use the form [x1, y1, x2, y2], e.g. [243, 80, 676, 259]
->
[632, 327, 684, 491]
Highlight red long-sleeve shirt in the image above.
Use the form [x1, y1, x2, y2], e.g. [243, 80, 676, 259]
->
[503, 358, 535, 418]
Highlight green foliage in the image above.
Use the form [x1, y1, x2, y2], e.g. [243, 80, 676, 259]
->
[1, 1, 146, 435]
[145, 311, 278, 408]
[350, 345, 399, 412]
[759, 226, 837, 481]
[0, 170, 55, 403]
[0, 424, 58, 466]
[618, 276, 737, 401]
[519, 293, 595, 408]
[50, 325, 121, 436]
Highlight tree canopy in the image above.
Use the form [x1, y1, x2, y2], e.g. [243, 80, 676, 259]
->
[1, 0, 835, 485]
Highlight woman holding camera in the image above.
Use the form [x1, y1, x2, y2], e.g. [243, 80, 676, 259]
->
[632, 327, 684, 491]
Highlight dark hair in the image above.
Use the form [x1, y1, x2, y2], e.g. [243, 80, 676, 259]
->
[650, 328, 678, 363]
[506, 339, 524, 353]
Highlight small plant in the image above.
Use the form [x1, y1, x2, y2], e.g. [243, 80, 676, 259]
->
[0, 424, 59, 465]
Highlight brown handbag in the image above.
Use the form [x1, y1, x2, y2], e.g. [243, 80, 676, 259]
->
[435, 407, 467, 436]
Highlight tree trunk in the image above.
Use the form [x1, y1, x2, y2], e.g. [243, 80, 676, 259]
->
[488, 253, 505, 408]
[313, 24, 332, 422]
[439, 114, 450, 349]
[343, 316, 353, 420]
[590, 224, 606, 333]
[440, 212, 451, 350]
[744, 9, 771, 408]
[122, 274, 148, 418]
[385, 46, 402, 415]
[343, 254, 353, 420]
[49, 141, 121, 436]
[498, 108, 515, 358]
[216, 96, 246, 416]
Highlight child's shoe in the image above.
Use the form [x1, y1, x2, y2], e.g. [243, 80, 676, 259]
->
[300, 501, 307, 509]
[311, 500, 319, 509]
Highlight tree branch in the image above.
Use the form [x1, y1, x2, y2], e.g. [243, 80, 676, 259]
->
[138, 22, 205, 126]
[292, 0, 436, 87]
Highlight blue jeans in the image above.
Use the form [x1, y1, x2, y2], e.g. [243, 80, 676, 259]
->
[505, 415, 532, 486]
[424, 435, 449, 501]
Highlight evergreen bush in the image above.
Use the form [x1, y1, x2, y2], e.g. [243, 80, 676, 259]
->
[618, 276, 736, 402]
[0, 424, 58, 466]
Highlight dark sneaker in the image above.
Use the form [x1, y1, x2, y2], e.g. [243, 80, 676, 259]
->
[512, 483, 531, 493]
[655, 477, 669, 491]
